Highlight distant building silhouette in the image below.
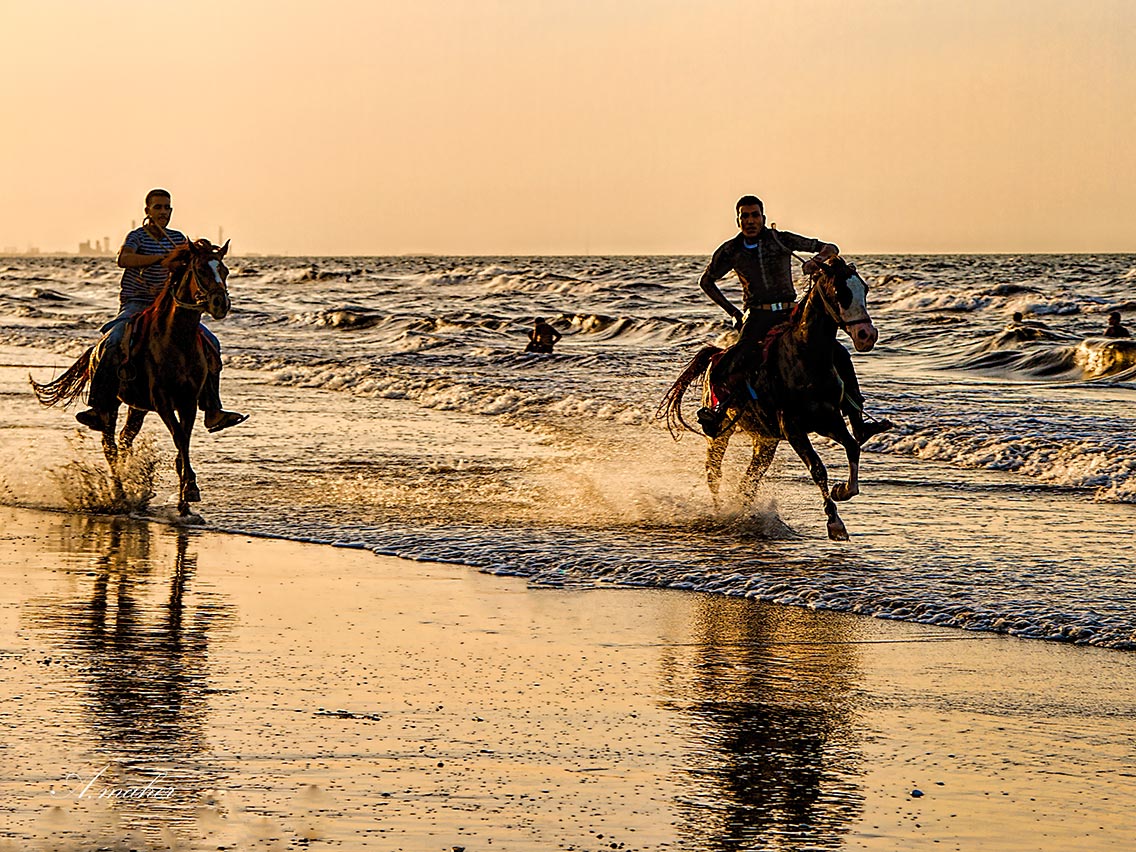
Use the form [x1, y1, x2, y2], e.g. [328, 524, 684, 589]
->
[78, 239, 113, 256]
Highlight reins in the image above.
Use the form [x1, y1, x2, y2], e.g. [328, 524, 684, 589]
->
[766, 227, 870, 334]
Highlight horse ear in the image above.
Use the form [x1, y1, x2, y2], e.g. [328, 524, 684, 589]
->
[218, 239, 230, 259]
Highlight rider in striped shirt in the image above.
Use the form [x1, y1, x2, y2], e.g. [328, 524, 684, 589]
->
[75, 189, 246, 433]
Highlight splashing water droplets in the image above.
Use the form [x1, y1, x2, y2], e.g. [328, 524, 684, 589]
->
[51, 431, 163, 515]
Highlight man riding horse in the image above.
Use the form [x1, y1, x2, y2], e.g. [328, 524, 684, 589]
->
[75, 188, 246, 434]
[695, 195, 893, 442]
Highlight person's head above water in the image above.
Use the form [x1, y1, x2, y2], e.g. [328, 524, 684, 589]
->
[1013, 312, 1023, 323]
[1109, 311, 1122, 325]
[736, 195, 766, 240]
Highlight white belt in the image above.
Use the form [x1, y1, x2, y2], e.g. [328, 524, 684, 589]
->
[749, 302, 791, 313]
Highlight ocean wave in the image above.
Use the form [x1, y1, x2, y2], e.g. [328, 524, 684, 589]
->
[871, 425, 1136, 503]
[260, 359, 654, 426]
[953, 335, 1136, 381]
[1074, 338, 1136, 378]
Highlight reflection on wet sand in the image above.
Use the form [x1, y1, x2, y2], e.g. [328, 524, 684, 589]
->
[660, 597, 863, 850]
[22, 516, 234, 839]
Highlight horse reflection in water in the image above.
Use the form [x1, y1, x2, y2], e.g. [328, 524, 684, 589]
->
[660, 257, 881, 540]
[24, 517, 233, 835]
[658, 598, 863, 849]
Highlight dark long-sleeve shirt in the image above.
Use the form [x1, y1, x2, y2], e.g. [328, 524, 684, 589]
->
[700, 229, 825, 309]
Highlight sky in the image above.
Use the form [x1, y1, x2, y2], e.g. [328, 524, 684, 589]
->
[1, 0, 1133, 256]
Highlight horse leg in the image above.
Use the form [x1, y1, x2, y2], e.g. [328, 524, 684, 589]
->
[739, 436, 777, 504]
[99, 408, 119, 474]
[99, 407, 127, 505]
[705, 432, 730, 508]
[176, 401, 201, 510]
[119, 407, 147, 453]
[780, 417, 848, 541]
[156, 404, 199, 515]
[828, 417, 861, 502]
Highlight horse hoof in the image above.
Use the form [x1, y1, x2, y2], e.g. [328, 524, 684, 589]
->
[827, 520, 849, 541]
[831, 483, 858, 502]
[183, 485, 201, 503]
[176, 506, 206, 524]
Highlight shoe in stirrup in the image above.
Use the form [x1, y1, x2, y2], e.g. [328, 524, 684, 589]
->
[854, 417, 895, 445]
[75, 408, 110, 432]
[205, 409, 249, 433]
[696, 404, 727, 438]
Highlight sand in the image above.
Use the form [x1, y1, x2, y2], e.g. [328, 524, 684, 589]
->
[1, 504, 1134, 851]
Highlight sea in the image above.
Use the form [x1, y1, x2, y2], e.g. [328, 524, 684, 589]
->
[2, 252, 1135, 649]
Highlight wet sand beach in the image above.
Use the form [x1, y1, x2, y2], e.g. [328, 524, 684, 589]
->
[2, 505, 1135, 851]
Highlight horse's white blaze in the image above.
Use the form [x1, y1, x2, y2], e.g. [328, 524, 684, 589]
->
[843, 274, 870, 321]
[841, 273, 878, 352]
[208, 259, 225, 285]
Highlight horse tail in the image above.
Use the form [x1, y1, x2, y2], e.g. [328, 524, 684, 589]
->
[656, 345, 722, 439]
[29, 346, 94, 408]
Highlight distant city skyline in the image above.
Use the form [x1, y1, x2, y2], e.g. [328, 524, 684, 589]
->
[1, 1, 1133, 256]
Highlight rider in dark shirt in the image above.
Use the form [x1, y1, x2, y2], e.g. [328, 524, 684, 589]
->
[696, 195, 893, 443]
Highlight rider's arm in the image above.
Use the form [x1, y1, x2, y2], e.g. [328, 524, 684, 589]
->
[699, 272, 744, 325]
[801, 242, 840, 275]
[699, 243, 745, 325]
[117, 245, 165, 269]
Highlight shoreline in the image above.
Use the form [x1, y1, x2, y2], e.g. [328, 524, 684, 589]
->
[2, 504, 1135, 851]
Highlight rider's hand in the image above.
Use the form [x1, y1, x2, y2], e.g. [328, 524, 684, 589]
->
[802, 254, 826, 276]
[732, 312, 744, 331]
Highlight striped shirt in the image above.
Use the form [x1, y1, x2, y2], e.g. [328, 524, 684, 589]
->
[701, 228, 825, 310]
[118, 226, 188, 307]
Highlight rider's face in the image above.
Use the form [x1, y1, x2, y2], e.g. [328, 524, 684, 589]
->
[146, 196, 173, 229]
[737, 204, 765, 238]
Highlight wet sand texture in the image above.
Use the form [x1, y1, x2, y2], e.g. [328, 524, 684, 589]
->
[2, 506, 1135, 851]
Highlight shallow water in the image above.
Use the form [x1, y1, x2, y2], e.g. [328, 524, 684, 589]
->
[2, 252, 1134, 648]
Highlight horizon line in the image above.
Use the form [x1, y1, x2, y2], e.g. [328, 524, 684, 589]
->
[4, 249, 1136, 259]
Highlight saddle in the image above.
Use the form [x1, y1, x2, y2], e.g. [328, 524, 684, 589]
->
[102, 314, 220, 387]
[705, 315, 798, 408]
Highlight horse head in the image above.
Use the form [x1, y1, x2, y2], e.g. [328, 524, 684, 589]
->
[164, 239, 231, 320]
[812, 256, 878, 352]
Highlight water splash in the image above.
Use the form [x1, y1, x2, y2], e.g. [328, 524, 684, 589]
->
[51, 433, 162, 515]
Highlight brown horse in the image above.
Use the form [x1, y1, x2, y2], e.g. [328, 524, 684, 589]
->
[659, 256, 880, 540]
[31, 239, 232, 517]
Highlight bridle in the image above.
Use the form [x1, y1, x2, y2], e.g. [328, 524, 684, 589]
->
[170, 249, 227, 312]
[803, 260, 873, 335]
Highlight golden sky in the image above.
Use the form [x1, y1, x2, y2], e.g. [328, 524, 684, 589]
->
[1, 0, 1133, 255]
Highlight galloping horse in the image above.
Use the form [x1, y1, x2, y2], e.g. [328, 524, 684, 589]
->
[31, 239, 232, 517]
[659, 256, 879, 540]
